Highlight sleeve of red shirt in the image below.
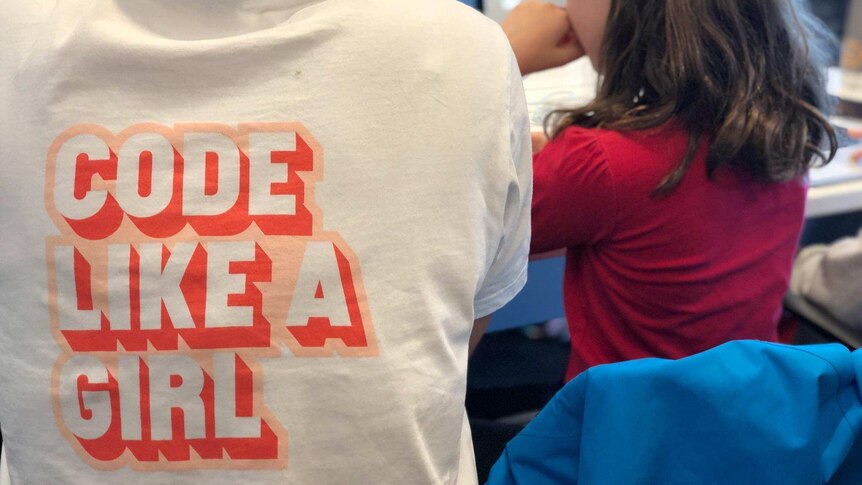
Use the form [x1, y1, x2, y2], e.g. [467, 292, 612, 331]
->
[530, 127, 618, 254]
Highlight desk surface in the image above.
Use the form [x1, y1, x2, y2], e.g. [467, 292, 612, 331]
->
[809, 117, 862, 218]
[807, 179, 862, 218]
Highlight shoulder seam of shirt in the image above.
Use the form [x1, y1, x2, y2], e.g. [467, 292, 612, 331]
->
[505, 47, 516, 167]
[582, 132, 621, 242]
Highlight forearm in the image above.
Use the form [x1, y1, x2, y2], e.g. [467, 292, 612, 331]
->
[470, 315, 492, 356]
[501, 1, 583, 76]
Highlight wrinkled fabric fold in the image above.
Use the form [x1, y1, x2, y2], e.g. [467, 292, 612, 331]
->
[488, 341, 862, 484]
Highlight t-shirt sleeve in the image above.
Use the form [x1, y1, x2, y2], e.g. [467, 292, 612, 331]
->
[530, 127, 618, 254]
[790, 229, 862, 326]
[473, 51, 532, 319]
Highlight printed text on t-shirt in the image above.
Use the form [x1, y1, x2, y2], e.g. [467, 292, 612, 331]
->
[45, 123, 376, 470]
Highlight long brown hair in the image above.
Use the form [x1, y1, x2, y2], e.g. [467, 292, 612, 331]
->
[547, 0, 837, 195]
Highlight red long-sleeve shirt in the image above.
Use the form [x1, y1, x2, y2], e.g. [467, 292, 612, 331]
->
[531, 123, 806, 380]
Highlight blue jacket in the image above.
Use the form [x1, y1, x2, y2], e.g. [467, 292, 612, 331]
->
[487, 341, 862, 484]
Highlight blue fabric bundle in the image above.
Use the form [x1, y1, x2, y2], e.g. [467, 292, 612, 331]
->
[487, 341, 862, 484]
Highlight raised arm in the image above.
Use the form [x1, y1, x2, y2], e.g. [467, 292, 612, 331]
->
[501, 0, 584, 76]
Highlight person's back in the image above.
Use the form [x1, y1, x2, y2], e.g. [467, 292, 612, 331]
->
[532, 122, 806, 379]
[0, 1, 532, 483]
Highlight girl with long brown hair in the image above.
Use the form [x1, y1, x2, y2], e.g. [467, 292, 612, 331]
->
[503, 0, 837, 380]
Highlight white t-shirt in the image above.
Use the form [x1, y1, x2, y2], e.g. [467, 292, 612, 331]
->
[0, 1, 531, 484]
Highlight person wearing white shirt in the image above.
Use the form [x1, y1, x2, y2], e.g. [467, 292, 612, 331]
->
[0, 1, 532, 483]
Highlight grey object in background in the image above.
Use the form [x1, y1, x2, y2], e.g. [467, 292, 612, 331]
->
[791, 229, 862, 331]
